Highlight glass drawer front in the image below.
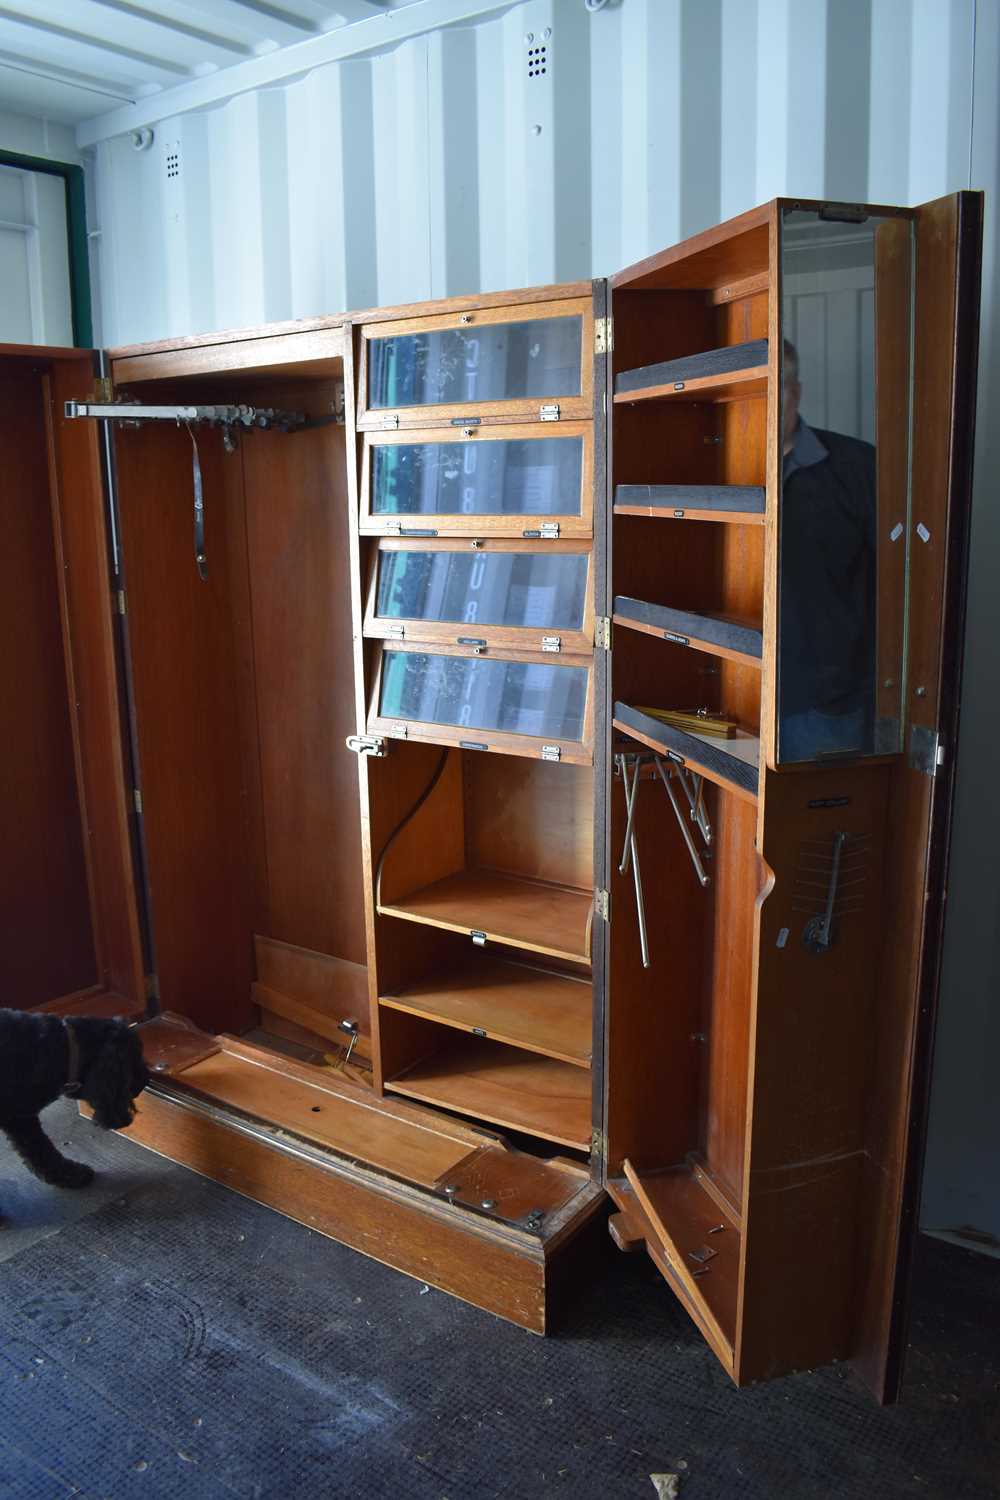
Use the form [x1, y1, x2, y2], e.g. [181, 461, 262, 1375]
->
[379, 652, 588, 742]
[371, 436, 583, 518]
[368, 316, 582, 409]
[376, 551, 589, 632]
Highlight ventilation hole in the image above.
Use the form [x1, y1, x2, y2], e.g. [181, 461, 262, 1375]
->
[527, 43, 547, 79]
[165, 150, 180, 180]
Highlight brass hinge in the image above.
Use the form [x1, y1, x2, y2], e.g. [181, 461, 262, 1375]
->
[345, 734, 388, 758]
[145, 972, 159, 1002]
[133, 787, 143, 815]
[594, 887, 610, 921]
[595, 616, 612, 650]
[93, 377, 113, 403]
[116, 589, 127, 616]
[594, 316, 613, 355]
[591, 1126, 607, 1157]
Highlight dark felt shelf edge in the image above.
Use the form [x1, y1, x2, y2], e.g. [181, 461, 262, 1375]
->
[614, 703, 759, 798]
[613, 597, 763, 660]
[615, 338, 768, 395]
[614, 484, 765, 515]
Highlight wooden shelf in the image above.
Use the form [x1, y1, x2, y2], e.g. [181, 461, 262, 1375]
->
[614, 702, 759, 802]
[614, 338, 768, 406]
[613, 596, 763, 666]
[380, 955, 592, 1067]
[378, 868, 592, 964]
[614, 484, 765, 524]
[613, 1159, 741, 1363]
[387, 1033, 593, 1149]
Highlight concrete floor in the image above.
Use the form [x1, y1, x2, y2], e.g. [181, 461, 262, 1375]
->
[1, 1099, 998, 1500]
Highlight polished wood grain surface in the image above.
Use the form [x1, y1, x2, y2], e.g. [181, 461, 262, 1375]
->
[388, 1031, 592, 1149]
[0, 367, 96, 1006]
[464, 754, 595, 893]
[613, 367, 767, 406]
[380, 954, 592, 1067]
[380, 868, 592, 964]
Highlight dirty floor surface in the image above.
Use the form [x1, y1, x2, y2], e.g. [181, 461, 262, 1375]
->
[0, 1100, 997, 1500]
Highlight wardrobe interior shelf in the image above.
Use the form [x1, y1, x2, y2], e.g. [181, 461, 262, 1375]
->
[614, 485, 765, 524]
[380, 955, 592, 1068]
[614, 337, 768, 406]
[386, 1033, 593, 1150]
[377, 868, 592, 964]
[613, 702, 760, 802]
[613, 596, 763, 666]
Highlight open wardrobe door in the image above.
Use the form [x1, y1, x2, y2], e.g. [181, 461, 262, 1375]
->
[602, 191, 982, 1400]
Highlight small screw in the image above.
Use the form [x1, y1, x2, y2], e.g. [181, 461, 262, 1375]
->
[531, 124, 543, 136]
[883, 678, 895, 689]
[443, 1184, 459, 1197]
[915, 686, 927, 698]
[542, 27, 552, 39]
[525, 31, 534, 42]
[481, 1198, 496, 1210]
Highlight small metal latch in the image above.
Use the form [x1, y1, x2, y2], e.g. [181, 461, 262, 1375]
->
[594, 317, 613, 354]
[908, 724, 944, 776]
[539, 403, 561, 422]
[386, 624, 405, 639]
[541, 635, 561, 653]
[522, 522, 560, 539]
[594, 888, 610, 921]
[541, 744, 561, 761]
[345, 734, 388, 757]
[338, 1019, 360, 1063]
[472, 1026, 487, 1038]
[457, 636, 486, 653]
[595, 616, 611, 650]
[471, 930, 487, 947]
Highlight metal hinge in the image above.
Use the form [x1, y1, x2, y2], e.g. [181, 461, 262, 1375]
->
[539, 403, 560, 422]
[116, 589, 127, 616]
[471, 930, 487, 947]
[386, 623, 405, 639]
[541, 744, 561, 762]
[345, 734, 388, 758]
[594, 316, 613, 354]
[594, 616, 612, 650]
[145, 972, 159, 1003]
[908, 725, 945, 777]
[378, 414, 400, 430]
[94, 377, 113, 402]
[522, 522, 560, 539]
[133, 787, 143, 815]
[591, 1126, 607, 1157]
[541, 635, 561, 654]
[594, 887, 610, 921]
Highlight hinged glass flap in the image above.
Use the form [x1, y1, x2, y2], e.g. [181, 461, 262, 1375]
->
[365, 541, 594, 654]
[361, 422, 593, 537]
[357, 297, 593, 427]
[369, 647, 592, 763]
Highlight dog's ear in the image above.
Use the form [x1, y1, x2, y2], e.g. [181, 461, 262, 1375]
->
[85, 1024, 145, 1130]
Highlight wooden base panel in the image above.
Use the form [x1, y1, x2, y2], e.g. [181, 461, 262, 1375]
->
[124, 1084, 598, 1332]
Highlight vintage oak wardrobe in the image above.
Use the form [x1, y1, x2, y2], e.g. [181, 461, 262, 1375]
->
[3, 194, 981, 1403]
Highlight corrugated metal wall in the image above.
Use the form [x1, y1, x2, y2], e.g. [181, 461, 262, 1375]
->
[82, 0, 1000, 1240]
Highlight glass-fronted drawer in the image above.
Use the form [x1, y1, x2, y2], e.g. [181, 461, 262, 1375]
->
[360, 422, 593, 537]
[364, 540, 595, 655]
[368, 646, 593, 764]
[356, 297, 593, 427]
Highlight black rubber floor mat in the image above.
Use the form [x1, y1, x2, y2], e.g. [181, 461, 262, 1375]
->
[0, 1103, 997, 1499]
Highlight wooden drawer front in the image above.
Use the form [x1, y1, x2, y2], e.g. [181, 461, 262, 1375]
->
[364, 539, 595, 656]
[360, 422, 594, 538]
[357, 298, 593, 427]
[368, 644, 594, 765]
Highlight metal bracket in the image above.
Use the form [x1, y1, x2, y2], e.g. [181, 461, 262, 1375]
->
[345, 734, 388, 758]
[594, 889, 610, 922]
[541, 635, 562, 653]
[541, 744, 561, 761]
[64, 400, 306, 430]
[377, 414, 400, 430]
[471, 930, 487, 947]
[386, 624, 405, 639]
[338, 1019, 360, 1063]
[908, 724, 944, 776]
[594, 316, 613, 355]
[539, 403, 560, 422]
[595, 616, 612, 650]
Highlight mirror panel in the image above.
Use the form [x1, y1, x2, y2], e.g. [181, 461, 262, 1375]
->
[378, 651, 589, 742]
[778, 208, 913, 763]
[367, 316, 583, 409]
[375, 549, 589, 632]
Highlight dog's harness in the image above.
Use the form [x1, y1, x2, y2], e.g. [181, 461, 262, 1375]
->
[62, 1019, 83, 1098]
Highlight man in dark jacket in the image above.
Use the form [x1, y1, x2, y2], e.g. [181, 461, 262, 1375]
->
[779, 339, 877, 761]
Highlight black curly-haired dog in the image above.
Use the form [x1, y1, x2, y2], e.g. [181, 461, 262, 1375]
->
[0, 1009, 149, 1214]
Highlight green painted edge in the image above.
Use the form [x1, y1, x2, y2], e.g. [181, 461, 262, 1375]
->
[0, 150, 93, 347]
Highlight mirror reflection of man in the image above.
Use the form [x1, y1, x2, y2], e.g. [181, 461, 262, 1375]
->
[779, 339, 877, 761]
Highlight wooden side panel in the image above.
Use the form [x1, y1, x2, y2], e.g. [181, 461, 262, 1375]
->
[0, 365, 96, 1005]
[48, 359, 145, 1006]
[850, 191, 984, 1402]
[464, 755, 594, 891]
[113, 422, 255, 1034]
[254, 934, 370, 1057]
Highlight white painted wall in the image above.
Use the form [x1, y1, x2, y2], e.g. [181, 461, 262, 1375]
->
[11, 0, 1000, 1234]
[0, 111, 80, 345]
